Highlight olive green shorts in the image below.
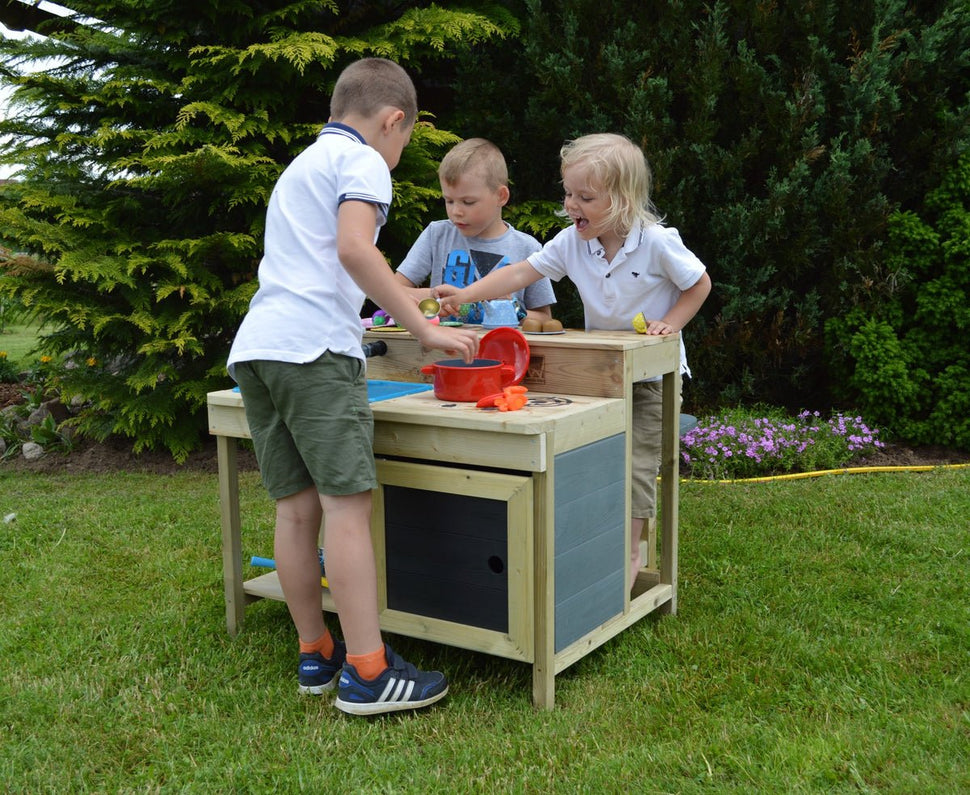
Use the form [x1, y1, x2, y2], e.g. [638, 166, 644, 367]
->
[232, 353, 376, 500]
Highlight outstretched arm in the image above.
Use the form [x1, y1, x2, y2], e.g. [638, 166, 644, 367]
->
[436, 259, 542, 313]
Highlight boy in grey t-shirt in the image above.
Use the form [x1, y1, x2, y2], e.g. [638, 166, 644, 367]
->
[394, 138, 555, 324]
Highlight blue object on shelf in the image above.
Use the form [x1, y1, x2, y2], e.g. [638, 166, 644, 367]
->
[366, 380, 433, 402]
[233, 381, 433, 402]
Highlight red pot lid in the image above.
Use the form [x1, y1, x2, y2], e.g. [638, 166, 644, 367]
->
[479, 327, 530, 384]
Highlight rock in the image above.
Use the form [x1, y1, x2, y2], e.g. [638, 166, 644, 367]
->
[43, 398, 71, 423]
[27, 404, 50, 425]
[22, 441, 44, 460]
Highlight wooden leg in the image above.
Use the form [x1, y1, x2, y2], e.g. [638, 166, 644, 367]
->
[658, 371, 680, 615]
[217, 434, 246, 636]
[532, 469, 556, 710]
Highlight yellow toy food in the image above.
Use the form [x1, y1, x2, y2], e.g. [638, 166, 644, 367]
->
[631, 312, 647, 334]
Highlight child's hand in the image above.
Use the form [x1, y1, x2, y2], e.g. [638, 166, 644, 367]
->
[415, 324, 479, 363]
[632, 312, 677, 335]
[432, 284, 463, 316]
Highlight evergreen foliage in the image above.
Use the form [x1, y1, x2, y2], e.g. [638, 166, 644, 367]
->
[827, 154, 970, 448]
[0, 1, 514, 459]
[446, 1, 970, 436]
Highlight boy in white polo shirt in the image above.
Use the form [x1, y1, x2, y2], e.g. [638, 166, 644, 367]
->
[437, 133, 712, 588]
[228, 58, 478, 715]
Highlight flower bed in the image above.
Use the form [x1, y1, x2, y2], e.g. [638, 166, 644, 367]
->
[681, 408, 886, 480]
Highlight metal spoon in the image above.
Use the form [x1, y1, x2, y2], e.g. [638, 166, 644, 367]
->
[418, 297, 441, 318]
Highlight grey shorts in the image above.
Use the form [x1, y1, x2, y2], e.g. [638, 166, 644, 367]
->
[232, 353, 376, 500]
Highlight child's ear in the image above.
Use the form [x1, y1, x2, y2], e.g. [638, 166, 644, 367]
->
[383, 108, 406, 133]
[497, 185, 510, 206]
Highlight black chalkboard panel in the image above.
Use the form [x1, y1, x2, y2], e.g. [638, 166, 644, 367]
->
[383, 487, 509, 632]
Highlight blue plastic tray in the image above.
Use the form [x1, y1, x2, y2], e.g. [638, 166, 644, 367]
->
[366, 380, 433, 402]
[231, 380, 432, 403]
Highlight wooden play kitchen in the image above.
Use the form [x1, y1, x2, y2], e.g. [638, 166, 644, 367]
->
[207, 328, 683, 709]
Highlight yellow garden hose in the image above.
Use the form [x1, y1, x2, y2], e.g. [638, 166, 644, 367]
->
[683, 462, 970, 484]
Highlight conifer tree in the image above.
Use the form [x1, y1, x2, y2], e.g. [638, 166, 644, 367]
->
[0, 1, 514, 459]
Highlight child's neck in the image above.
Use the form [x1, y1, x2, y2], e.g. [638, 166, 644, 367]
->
[474, 217, 508, 240]
[598, 229, 625, 263]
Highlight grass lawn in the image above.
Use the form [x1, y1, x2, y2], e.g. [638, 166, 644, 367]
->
[1, 466, 967, 792]
[0, 318, 49, 367]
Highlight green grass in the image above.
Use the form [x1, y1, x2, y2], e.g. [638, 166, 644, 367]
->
[0, 317, 48, 367]
[1, 467, 967, 793]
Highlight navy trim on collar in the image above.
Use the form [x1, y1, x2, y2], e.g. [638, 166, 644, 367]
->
[319, 122, 366, 145]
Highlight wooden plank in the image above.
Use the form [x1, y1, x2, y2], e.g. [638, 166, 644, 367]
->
[659, 371, 681, 614]
[532, 467, 556, 709]
[208, 394, 253, 439]
[217, 435, 246, 636]
[377, 609, 530, 661]
[374, 421, 547, 471]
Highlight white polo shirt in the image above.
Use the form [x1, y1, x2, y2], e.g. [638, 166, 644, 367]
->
[228, 123, 391, 375]
[528, 222, 707, 375]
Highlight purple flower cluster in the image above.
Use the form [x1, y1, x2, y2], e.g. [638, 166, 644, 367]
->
[680, 409, 885, 479]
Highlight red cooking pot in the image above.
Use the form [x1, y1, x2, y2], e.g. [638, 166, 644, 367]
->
[421, 328, 531, 402]
[420, 358, 517, 402]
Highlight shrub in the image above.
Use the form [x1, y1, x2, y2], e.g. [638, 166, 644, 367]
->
[827, 154, 970, 449]
[447, 1, 970, 411]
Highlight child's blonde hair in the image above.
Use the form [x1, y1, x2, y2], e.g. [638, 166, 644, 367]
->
[439, 138, 509, 191]
[559, 133, 661, 234]
[330, 58, 418, 126]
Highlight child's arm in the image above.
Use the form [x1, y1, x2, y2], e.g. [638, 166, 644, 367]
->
[392, 271, 432, 303]
[338, 201, 478, 360]
[642, 271, 712, 336]
[436, 259, 541, 314]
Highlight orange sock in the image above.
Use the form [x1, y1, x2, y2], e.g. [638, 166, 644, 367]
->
[346, 646, 388, 680]
[299, 630, 335, 660]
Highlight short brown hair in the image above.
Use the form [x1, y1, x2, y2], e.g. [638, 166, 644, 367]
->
[438, 138, 508, 190]
[330, 58, 417, 125]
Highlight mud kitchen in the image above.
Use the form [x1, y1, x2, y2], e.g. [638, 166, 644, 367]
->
[207, 327, 683, 709]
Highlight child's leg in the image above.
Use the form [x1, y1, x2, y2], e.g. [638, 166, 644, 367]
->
[319, 490, 383, 656]
[630, 516, 646, 575]
[630, 381, 664, 586]
[274, 485, 329, 644]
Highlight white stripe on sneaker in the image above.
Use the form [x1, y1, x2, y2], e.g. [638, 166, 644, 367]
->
[379, 677, 415, 703]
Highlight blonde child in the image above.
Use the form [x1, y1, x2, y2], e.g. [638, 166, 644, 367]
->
[437, 133, 711, 584]
[228, 58, 479, 715]
[394, 137, 555, 324]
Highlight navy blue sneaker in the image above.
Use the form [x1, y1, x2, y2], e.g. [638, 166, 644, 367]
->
[334, 644, 448, 715]
[297, 640, 346, 695]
